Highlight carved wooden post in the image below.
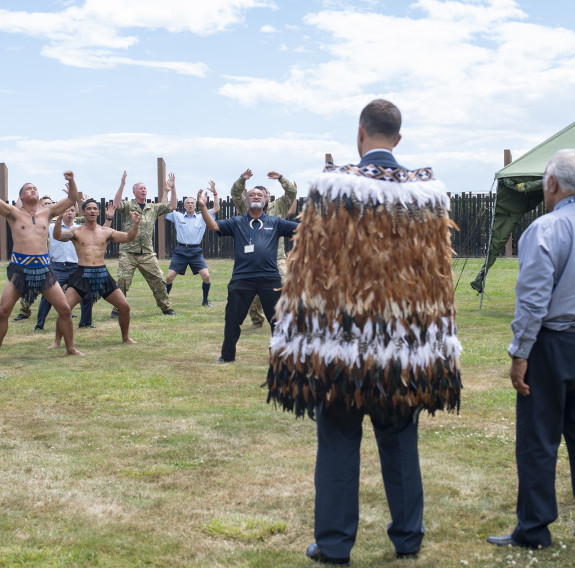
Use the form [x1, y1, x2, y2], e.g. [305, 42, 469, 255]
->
[504, 149, 513, 257]
[157, 157, 166, 259]
[0, 163, 8, 260]
[325, 153, 334, 165]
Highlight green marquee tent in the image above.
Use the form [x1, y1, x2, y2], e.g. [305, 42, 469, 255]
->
[470, 121, 575, 294]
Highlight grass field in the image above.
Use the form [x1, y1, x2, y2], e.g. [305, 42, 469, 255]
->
[0, 257, 573, 567]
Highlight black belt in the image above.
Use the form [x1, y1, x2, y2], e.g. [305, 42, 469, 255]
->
[177, 242, 201, 248]
[53, 261, 77, 266]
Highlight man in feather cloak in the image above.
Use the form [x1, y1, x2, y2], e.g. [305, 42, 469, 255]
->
[266, 99, 462, 564]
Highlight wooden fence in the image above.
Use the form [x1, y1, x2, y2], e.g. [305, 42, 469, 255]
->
[2, 193, 544, 261]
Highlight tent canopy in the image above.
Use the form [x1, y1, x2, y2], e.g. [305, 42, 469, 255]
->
[496, 121, 575, 179]
[470, 120, 575, 295]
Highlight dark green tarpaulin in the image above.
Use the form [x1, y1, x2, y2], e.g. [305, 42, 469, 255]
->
[471, 121, 575, 293]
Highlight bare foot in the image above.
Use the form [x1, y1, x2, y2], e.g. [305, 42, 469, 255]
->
[123, 337, 137, 344]
[48, 342, 60, 349]
[66, 348, 85, 356]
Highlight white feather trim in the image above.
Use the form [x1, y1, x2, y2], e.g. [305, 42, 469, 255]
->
[309, 171, 450, 211]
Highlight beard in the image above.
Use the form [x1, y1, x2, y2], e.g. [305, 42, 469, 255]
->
[249, 202, 264, 211]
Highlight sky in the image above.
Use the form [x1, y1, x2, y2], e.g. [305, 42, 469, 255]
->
[1, 0, 575, 203]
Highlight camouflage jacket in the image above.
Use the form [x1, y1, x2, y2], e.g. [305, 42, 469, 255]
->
[231, 175, 297, 259]
[118, 200, 171, 254]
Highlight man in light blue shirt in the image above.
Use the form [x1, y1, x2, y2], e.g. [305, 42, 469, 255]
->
[488, 149, 575, 550]
[34, 205, 93, 330]
[165, 181, 219, 306]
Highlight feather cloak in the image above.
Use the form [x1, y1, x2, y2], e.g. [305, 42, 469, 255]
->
[266, 163, 462, 420]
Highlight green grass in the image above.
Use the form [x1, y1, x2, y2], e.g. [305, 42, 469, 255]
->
[0, 257, 573, 567]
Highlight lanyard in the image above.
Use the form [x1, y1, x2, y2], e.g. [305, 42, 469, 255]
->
[249, 218, 263, 244]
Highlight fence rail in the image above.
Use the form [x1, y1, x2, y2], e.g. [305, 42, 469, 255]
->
[3, 193, 545, 260]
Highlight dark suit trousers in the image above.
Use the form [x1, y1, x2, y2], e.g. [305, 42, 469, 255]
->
[220, 277, 282, 361]
[36, 263, 93, 328]
[512, 328, 575, 548]
[314, 404, 424, 557]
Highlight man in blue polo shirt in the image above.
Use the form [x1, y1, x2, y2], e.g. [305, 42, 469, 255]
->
[165, 181, 219, 306]
[197, 187, 298, 363]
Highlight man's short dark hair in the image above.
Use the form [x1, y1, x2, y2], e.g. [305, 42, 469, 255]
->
[82, 198, 99, 210]
[359, 99, 402, 140]
[19, 183, 32, 196]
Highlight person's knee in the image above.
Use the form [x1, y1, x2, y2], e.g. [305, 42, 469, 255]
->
[0, 304, 11, 320]
[118, 302, 130, 315]
[55, 303, 72, 318]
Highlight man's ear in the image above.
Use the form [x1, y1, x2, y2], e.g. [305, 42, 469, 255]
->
[393, 133, 402, 148]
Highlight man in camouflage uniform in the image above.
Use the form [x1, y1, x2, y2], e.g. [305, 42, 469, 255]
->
[231, 169, 297, 327]
[110, 171, 177, 317]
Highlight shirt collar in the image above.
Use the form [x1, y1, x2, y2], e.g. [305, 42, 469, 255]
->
[362, 148, 393, 158]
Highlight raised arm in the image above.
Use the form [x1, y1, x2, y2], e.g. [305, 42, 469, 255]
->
[165, 173, 177, 211]
[53, 214, 75, 242]
[268, 171, 297, 216]
[103, 201, 116, 228]
[206, 180, 220, 214]
[109, 210, 141, 243]
[197, 190, 219, 232]
[50, 171, 77, 217]
[231, 168, 251, 215]
[113, 170, 127, 209]
[0, 198, 16, 220]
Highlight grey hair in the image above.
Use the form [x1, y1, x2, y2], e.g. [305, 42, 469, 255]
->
[544, 149, 575, 194]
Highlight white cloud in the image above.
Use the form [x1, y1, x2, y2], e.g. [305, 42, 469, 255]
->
[0, 0, 275, 73]
[260, 24, 278, 33]
[1, 132, 350, 203]
[218, 0, 575, 135]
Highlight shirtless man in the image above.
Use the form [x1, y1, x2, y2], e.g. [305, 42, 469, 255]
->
[0, 172, 81, 355]
[49, 198, 141, 347]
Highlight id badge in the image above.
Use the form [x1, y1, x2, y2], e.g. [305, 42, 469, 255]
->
[244, 244, 255, 254]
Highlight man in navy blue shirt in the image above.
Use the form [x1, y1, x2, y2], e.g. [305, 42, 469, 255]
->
[197, 187, 297, 363]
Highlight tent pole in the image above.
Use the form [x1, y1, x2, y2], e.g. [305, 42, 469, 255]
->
[479, 182, 498, 310]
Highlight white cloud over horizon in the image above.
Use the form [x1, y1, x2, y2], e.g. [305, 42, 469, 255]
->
[1, 0, 575, 203]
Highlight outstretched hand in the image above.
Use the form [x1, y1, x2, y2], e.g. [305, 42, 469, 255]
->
[241, 169, 253, 181]
[196, 189, 207, 209]
[165, 173, 175, 193]
[129, 210, 141, 224]
[105, 201, 116, 218]
[267, 171, 281, 180]
[207, 180, 216, 194]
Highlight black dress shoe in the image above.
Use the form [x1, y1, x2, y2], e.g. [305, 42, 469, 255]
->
[162, 309, 177, 315]
[202, 301, 213, 307]
[215, 357, 235, 364]
[34, 324, 43, 331]
[306, 543, 350, 565]
[110, 311, 119, 319]
[396, 549, 419, 560]
[486, 534, 523, 548]
[13, 313, 30, 321]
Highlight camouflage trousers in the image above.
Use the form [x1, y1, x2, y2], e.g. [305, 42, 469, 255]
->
[114, 252, 171, 313]
[17, 298, 32, 318]
[249, 258, 287, 326]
